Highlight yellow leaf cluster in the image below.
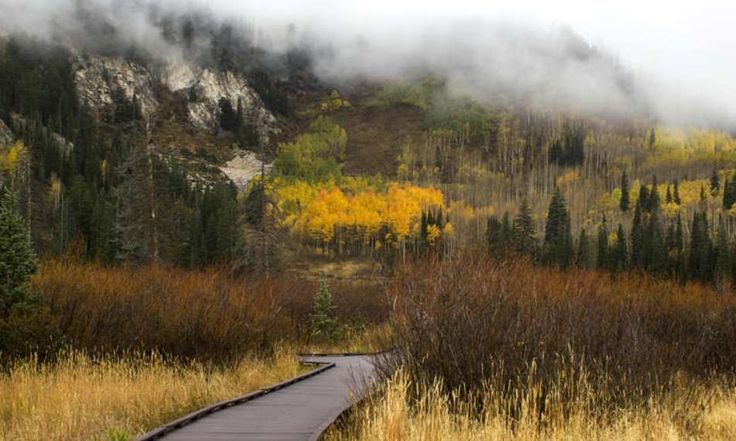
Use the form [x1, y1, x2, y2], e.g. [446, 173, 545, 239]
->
[447, 200, 495, 222]
[274, 178, 444, 245]
[426, 224, 441, 244]
[646, 127, 736, 169]
[556, 170, 580, 187]
[600, 177, 715, 219]
[318, 90, 351, 113]
[0, 141, 27, 181]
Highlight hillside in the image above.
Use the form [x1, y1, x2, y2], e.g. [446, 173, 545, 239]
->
[1, 11, 736, 287]
[3, 4, 736, 441]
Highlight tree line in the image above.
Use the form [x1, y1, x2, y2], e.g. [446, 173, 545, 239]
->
[488, 173, 736, 288]
[0, 37, 246, 268]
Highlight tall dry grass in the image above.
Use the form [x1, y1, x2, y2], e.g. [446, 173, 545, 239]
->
[0, 261, 388, 440]
[387, 257, 736, 409]
[329, 370, 736, 441]
[0, 348, 302, 441]
[330, 256, 736, 440]
[31, 260, 388, 360]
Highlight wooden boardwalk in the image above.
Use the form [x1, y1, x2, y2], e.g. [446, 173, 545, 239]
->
[141, 355, 377, 441]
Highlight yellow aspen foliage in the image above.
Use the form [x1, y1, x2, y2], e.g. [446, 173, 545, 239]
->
[0, 141, 26, 181]
[49, 174, 62, 210]
[349, 191, 385, 239]
[601, 177, 714, 219]
[318, 90, 351, 113]
[295, 187, 349, 242]
[646, 127, 736, 168]
[273, 178, 444, 246]
[426, 224, 441, 244]
[661, 202, 682, 219]
[386, 183, 444, 239]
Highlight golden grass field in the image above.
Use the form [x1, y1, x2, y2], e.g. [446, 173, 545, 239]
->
[0, 349, 302, 441]
[324, 256, 736, 441]
[328, 370, 736, 441]
[7, 258, 736, 440]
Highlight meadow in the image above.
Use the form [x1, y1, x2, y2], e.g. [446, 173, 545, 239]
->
[3, 254, 736, 440]
[0, 259, 388, 441]
[329, 256, 736, 440]
[0, 349, 301, 441]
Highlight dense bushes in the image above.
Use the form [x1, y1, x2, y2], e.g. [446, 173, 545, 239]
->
[32, 261, 388, 361]
[388, 256, 736, 414]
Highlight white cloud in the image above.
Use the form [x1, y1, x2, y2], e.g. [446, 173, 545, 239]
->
[0, 0, 733, 127]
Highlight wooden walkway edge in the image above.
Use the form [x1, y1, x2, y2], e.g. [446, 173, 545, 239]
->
[136, 354, 378, 441]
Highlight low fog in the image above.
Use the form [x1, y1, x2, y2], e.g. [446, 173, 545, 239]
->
[0, 0, 733, 129]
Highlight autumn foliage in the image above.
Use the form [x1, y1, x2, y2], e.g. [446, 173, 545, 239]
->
[32, 260, 388, 360]
[388, 256, 736, 410]
[274, 177, 446, 255]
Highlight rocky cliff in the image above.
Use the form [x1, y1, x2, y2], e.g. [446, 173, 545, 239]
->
[73, 55, 278, 144]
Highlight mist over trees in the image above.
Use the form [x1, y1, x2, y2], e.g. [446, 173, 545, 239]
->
[0, 4, 735, 291]
[1, 1, 734, 129]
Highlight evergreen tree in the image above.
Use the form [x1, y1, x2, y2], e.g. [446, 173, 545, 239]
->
[512, 199, 536, 256]
[244, 182, 266, 229]
[576, 228, 594, 268]
[548, 126, 585, 166]
[501, 212, 513, 250]
[673, 179, 681, 205]
[673, 214, 685, 277]
[714, 215, 730, 281]
[688, 211, 712, 282]
[0, 188, 38, 318]
[723, 177, 730, 208]
[649, 127, 656, 149]
[543, 189, 573, 267]
[486, 216, 508, 258]
[420, 211, 429, 244]
[612, 223, 628, 272]
[665, 214, 686, 279]
[630, 201, 643, 267]
[596, 219, 609, 270]
[645, 213, 666, 275]
[436, 208, 445, 230]
[710, 169, 720, 196]
[311, 276, 342, 342]
[114, 142, 158, 262]
[620, 170, 630, 212]
[648, 176, 660, 212]
[723, 176, 736, 210]
[638, 185, 650, 213]
[665, 185, 673, 204]
[218, 98, 240, 132]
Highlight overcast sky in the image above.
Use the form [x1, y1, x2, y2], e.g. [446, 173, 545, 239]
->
[205, 0, 736, 125]
[1, 0, 734, 127]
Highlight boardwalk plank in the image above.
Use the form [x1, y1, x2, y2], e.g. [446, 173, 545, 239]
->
[156, 355, 376, 441]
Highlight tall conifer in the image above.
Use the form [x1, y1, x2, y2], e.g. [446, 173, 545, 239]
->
[620, 170, 630, 212]
[544, 188, 573, 267]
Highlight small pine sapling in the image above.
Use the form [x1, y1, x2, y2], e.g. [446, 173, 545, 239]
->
[311, 276, 342, 342]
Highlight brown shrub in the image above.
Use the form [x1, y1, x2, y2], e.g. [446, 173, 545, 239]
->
[32, 260, 388, 360]
[388, 255, 736, 414]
